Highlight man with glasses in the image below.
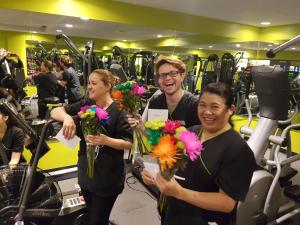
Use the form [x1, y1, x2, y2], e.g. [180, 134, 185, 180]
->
[128, 55, 199, 127]
[127, 55, 200, 224]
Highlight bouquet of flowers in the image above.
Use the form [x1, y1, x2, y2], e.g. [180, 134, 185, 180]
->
[78, 105, 109, 178]
[112, 81, 147, 155]
[145, 119, 204, 211]
[112, 81, 146, 114]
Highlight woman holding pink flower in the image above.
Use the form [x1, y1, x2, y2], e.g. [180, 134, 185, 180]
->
[51, 69, 133, 225]
[142, 83, 256, 225]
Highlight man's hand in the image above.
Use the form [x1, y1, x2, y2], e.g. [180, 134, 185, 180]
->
[127, 113, 142, 128]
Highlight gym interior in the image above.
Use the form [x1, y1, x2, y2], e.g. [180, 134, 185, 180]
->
[0, 0, 300, 224]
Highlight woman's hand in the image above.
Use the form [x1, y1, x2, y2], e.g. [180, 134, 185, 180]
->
[155, 174, 183, 199]
[141, 169, 155, 185]
[85, 134, 108, 146]
[127, 113, 142, 128]
[62, 116, 76, 139]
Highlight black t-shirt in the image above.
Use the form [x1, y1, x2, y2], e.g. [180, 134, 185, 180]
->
[0, 126, 24, 165]
[62, 67, 82, 103]
[164, 125, 256, 225]
[64, 98, 133, 196]
[148, 91, 200, 127]
[33, 72, 57, 100]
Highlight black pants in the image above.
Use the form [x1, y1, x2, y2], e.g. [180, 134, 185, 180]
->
[81, 189, 118, 225]
[38, 100, 47, 119]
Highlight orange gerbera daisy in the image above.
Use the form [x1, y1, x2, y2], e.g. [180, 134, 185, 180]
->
[112, 90, 124, 100]
[152, 134, 179, 173]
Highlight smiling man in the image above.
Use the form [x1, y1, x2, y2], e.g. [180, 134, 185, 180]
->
[148, 55, 200, 127]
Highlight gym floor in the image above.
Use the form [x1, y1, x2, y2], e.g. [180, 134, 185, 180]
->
[57, 156, 300, 225]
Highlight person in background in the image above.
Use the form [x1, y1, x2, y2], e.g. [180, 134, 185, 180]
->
[51, 69, 133, 225]
[26, 60, 57, 119]
[7, 53, 24, 72]
[142, 82, 256, 225]
[59, 55, 82, 104]
[0, 50, 25, 100]
[55, 61, 66, 103]
[0, 102, 25, 166]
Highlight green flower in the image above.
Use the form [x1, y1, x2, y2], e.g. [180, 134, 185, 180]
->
[147, 129, 162, 145]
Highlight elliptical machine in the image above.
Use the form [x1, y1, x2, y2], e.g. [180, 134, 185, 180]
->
[236, 35, 300, 225]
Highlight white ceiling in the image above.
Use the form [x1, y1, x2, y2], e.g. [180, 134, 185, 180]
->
[1, 2, 300, 52]
[116, 0, 300, 26]
[0, 8, 194, 41]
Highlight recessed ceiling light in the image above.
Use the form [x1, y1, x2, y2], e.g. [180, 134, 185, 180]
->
[122, 40, 127, 42]
[261, 21, 271, 25]
[268, 44, 273, 47]
[291, 47, 296, 50]
[263, 47, 267, 50]
[31, 31, 37, 34]
[235, 44, 241, 48]
[56, 29, 62, 33]
[198, 47, 203, 50]
[65, 24, 73, 28]
[80, 17, 89, 20]
[208, 45, 213, 48]
[157, 34, 163, 38]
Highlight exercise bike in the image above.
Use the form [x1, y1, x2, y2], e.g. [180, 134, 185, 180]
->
[0, 99, 85, 225]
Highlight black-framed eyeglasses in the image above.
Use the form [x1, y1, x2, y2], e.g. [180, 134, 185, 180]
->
[158, 71, 179, 79]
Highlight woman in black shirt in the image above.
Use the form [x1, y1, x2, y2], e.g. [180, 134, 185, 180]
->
[0, 104, 25, 166]
[51, 69, 133, 225]
[26, 60, 57, 119]
[142, 82, 256, 225]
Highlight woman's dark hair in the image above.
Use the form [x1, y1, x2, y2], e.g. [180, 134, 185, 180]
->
[199, 82, 235, 127]
[0, 100, 19, 127]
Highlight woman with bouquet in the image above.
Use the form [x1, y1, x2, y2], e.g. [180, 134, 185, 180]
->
[142, 83, 256, 225]
[51, 69, 133, 225]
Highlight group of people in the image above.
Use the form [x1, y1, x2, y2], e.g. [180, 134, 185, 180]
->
[50, 55, 256, 225]
[26, 55, 82, 119]
[0, 51, 256, 224]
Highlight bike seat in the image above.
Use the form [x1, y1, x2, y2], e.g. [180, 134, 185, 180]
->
[44, 97, 60, 104]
